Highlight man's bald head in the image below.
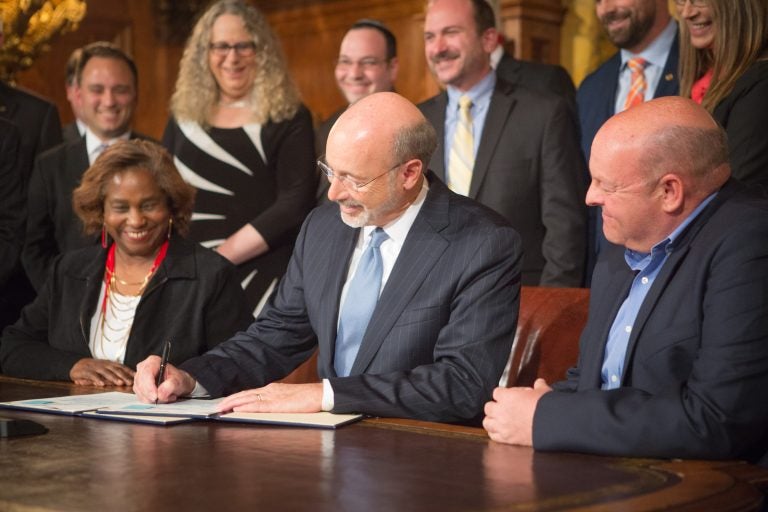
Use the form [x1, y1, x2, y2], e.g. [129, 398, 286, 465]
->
[594, 97, 730, 195]
[587, 97, 730, 252]
[325, 92, 437, 228]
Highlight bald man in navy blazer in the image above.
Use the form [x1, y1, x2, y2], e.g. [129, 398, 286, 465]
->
[133, 92, 522, 424]
[485, 98, 768, 467]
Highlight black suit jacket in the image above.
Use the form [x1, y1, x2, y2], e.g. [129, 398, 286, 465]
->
[0, 119, 24, 289]
[22, 133, 154, 291]
[418, 77, 586, 287]
[181, 174, 522, 423]
[61, 122, 83, 144]
[712, 59, 768, 193]
[534, 181, 768, 467]
[495, 51, 577, 118]
[314, 107, 344, 204]
[1, 237, 253, 381]
[0, 82, 62, 190]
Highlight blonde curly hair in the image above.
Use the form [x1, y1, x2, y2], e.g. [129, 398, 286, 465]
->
[170, 0, 301, 126]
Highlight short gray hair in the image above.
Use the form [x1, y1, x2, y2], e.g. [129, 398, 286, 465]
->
[392, 120, 438, 169]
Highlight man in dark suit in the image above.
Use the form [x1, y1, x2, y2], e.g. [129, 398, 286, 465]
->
[578, 0, 679, 282]
[484, 97, 768, 467]
[133, 92, 522, 423]
[491, 38, 576, 117]
[315, 19, 398, 202]
[419, 0, 586, 287]
[22, 42, 148, 291]
[0, 20, 63, 331]
[0, 119, 26, 330]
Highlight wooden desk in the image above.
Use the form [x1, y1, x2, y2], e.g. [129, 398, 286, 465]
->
[1, 376, 766, 511]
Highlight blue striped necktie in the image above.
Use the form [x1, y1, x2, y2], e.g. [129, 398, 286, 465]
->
[334, 228, 389, 376]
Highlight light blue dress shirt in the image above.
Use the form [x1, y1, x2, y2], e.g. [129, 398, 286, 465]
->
[615, 19, 678, 113]
[601, 192, 717, 389]
[443, 71, 496, 172]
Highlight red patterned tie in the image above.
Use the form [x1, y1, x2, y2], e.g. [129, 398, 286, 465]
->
[623, 57, 648, 111]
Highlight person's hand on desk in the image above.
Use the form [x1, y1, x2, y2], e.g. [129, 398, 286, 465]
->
[483, 378, 553, 446]
[218, 383, 323, 413]
[70, 358, 135, 387]
[133, 355, 196, 403]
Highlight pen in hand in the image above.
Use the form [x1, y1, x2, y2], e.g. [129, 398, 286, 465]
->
[155, 340, 172, 405]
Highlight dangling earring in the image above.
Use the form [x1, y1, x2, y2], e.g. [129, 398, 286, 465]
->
[101, 224, 108, 248]
[167, 218, 173, 240]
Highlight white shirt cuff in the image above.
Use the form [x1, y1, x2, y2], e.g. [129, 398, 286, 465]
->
[321, 378, 334, 411]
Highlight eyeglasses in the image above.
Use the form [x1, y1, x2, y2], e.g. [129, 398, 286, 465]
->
[673, 0, 708, 7]
[335, 57, 388, 71]
[209, 41, 257, 57]
[317, 159, 402, 191]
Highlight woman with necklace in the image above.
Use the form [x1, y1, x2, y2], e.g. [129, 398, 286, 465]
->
[162, 0, 316, 316]
[0, 140, 253, 386]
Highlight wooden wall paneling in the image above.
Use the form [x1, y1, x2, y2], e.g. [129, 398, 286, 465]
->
[258, 0, 440, 124]
[499, 0, 567, 64]
[14, 0, 180, 141]
[13, 0, 572, 149]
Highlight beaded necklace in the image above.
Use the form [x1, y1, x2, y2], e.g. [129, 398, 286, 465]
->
[97, 241, 169, 351]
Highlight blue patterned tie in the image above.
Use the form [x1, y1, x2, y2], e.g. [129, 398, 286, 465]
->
[334, 228, 389, 376]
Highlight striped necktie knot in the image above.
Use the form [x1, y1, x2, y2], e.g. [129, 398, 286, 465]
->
[624, 57, 648, 111]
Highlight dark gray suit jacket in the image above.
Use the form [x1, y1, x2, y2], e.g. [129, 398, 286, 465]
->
[534, 180, 768, 467]
[0, 82, 62, 190]
[181, 174, 522, 423]
[495, 51, 577, 118]
[22, 133, 153, 291]
[0, 119, 24, 289]
[418, 77, 586, 287]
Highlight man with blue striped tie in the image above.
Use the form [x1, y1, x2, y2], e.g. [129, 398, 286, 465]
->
[134, 91, 522, 424]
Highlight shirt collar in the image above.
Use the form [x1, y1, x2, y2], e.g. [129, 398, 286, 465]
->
[620, 19, 677, 70]
[624, 191, 718, 269]
[361, 177, 429, 248]
[446, 70, 496, 110]
[85, 127, 131, 157]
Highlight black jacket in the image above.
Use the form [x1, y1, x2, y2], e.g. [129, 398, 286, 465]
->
[1, 237, 253, 381]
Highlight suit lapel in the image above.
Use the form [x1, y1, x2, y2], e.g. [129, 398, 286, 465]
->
[654, 32, 680, 98]
[470, 81, 517, 199]
[422, 94, 447, 180]
[350, 176, 451, 374]
[579, 262, 634, 389]
[619, 184, 728, 377]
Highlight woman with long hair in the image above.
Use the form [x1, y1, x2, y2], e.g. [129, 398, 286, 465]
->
[163, 0, 316, 314]
[677, 0, 768, 189]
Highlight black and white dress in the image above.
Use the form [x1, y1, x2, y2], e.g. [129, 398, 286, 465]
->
[162, 105, 317, 314]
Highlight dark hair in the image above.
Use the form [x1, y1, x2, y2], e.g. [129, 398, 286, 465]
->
[76, 41, 138, 88]
[470, 0, 497, 34]
[65, 48, 82, 87]
[73, 140, 195, 236]
[349, 18, 397, 60]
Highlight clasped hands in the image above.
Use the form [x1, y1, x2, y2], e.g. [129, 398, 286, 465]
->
[483, 378, 552, 446]
[132, 355, 323, 414]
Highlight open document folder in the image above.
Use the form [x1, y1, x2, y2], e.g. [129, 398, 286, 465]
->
[0, 392, 364, 429]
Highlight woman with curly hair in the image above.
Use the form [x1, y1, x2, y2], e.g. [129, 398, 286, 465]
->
[162, 0, 316, 313]
[677, 0, 768, 190]
[0, 140, 252, 385]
